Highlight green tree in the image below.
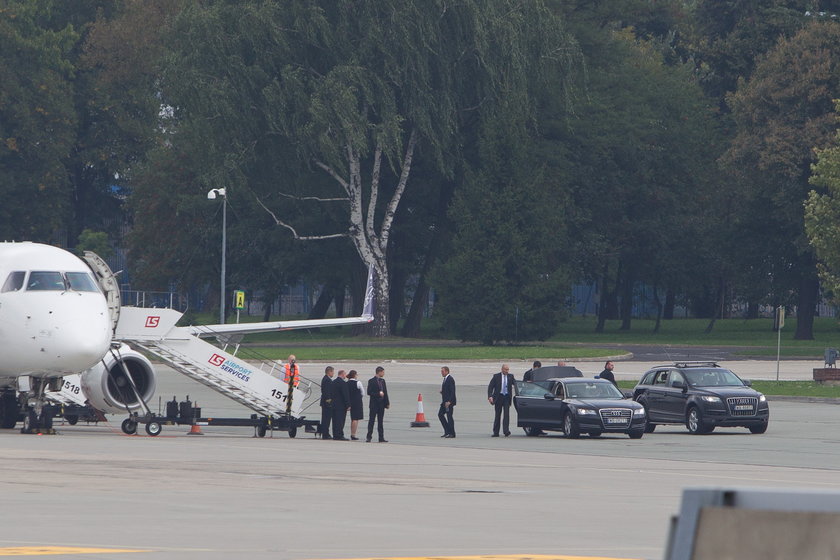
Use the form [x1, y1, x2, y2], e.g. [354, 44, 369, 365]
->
[76, 228, 112, 259]
[725, 20, 840, 339]
[549, 14, 723, 331]
[805, 102, 840, 301]
[434, 110, 571, 345]
[0, 1, 77, 240]
[157, 0, 579, 337]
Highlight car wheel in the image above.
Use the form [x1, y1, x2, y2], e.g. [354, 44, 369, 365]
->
[628, 430, 644, 439]
[563, 411, 580, 439]
[523, 426, 541, 437]
[644, 422, 656, 433]
[686, 406, 709, 435]
[749, 421, 768, 434]
[588, 431, 602, 437]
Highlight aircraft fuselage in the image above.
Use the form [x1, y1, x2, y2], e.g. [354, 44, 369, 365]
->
[0, 242, 112, 381]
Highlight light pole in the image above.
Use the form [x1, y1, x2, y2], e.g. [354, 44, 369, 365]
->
[207, 187, 227, 324]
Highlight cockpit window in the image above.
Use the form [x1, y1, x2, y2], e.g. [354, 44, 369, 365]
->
[1, 271, 25, 292]
[65, 272, 99, 292]
[27, 271, 66, 291]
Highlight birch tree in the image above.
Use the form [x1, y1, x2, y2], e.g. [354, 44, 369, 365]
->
[160, 0, 578, 336]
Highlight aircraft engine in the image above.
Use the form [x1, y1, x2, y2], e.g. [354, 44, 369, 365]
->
[80, 343, 156, 413]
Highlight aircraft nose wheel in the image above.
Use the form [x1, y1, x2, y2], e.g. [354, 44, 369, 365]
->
[121, 418, 138, 435]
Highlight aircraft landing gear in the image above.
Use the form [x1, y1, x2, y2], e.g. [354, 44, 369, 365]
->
[0, 391, 19, 429]
[20, 407, 56, 434]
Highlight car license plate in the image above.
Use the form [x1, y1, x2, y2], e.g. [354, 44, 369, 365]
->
[606, 418, 627, 424]
[735, 405, 753, 411]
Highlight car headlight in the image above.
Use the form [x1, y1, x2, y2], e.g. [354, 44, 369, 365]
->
[576, 408, 596, 415]
[700, 395, 722, 403]
[759, 394, 766, 402]
[633, 408, 646, 417]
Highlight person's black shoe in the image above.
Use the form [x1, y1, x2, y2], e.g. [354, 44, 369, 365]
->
[351, 436, 359, 441]
[444, 434, 455, 438]
[441, 434, 448, 438]
[378, 439, 388, 443]
[491, 434, 499, 437]
[365, 438, 371, 442]
[504, 432, 511, 437]
[322, 435, 332, 440]
[334, 437, 348, 441]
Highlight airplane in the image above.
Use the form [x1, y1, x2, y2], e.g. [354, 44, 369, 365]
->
[0, 241, 374, 434]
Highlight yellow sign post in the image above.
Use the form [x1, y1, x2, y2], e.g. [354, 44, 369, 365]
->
[233, 290, 245, 323]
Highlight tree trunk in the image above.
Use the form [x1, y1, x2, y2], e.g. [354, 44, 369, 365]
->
[664, 288, 675, 319]
[308, 282, 337, 320]
[389, 266, 407, 335]
[372, 272, 391, 337]
[794, 269, 819, 340]
[619, 271, 633, 331]
[402, 177, 454, 338]
[652, 283, 662, 334]
[704, 277, 725, 334]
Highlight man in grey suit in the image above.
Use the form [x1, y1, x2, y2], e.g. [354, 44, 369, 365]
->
[438, 366, 456, 438]
[487, 364, 515, 437]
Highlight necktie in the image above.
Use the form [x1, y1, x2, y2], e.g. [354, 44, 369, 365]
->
[502, 374, 507, 395]
[377, 378, 383, 391]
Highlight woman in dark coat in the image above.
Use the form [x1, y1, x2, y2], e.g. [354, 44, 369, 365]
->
[347, 369, 365, 440]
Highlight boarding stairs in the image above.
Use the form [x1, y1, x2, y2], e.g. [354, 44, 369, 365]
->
[115, 307, 311, 419]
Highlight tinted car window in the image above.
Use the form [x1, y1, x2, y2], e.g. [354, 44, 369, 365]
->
[566, 381, 623, 399]
[683, 368, 744, 387]
[517, 381, 553, 397]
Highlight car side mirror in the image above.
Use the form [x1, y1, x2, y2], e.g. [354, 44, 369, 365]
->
[744, 379, 752, 387]
[672, 380, 684, 389]
[543, 393, 555, 400]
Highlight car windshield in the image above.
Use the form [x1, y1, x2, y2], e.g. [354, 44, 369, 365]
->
[565, 381, 623, 399]
[683, 368, 744, 387]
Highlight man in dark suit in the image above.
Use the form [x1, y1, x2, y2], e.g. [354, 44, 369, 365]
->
[366, 366, 390, 442]
[438, 366, 456, 438]
[331, 369, 350, 440]
[319, 366, 335, 439]
[522, 360, 542, 382]
[487, 364, 515, 437]
[597, 360, 617, 386]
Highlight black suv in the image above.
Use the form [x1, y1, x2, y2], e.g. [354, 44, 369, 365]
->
[632, 362, 769, 435]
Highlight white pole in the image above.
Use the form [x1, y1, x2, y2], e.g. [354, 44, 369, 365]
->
[775, 306, 781, 381]
[220, 192, 227, 324]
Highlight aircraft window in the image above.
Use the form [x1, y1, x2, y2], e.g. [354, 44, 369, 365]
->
[1, 271, 25, 292]
[27, 271, 66, 291]
[66, 272, 99, 292]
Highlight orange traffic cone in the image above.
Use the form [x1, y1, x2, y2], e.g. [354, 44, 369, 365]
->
[187, 423, 204, 435]
[410, 393, 430, 427]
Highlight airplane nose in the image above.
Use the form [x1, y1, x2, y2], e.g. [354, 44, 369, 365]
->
[51, 301, 112, 371]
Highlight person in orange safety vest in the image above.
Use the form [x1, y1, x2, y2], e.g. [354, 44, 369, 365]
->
[284, 354, 301, 387]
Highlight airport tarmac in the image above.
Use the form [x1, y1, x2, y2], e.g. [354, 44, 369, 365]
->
[2, 358, 838, 560]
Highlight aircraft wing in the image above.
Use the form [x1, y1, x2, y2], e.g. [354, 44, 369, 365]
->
[189, 266, 375, 338]
[187, 315, 372, 337]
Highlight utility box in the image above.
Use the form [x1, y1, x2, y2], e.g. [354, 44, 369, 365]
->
[825, 348, 838, 367]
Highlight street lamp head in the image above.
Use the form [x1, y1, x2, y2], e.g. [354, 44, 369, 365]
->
[206, 187, 226, 200]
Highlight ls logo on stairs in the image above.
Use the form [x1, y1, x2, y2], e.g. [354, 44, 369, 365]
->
[209, 354, 225, 367]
